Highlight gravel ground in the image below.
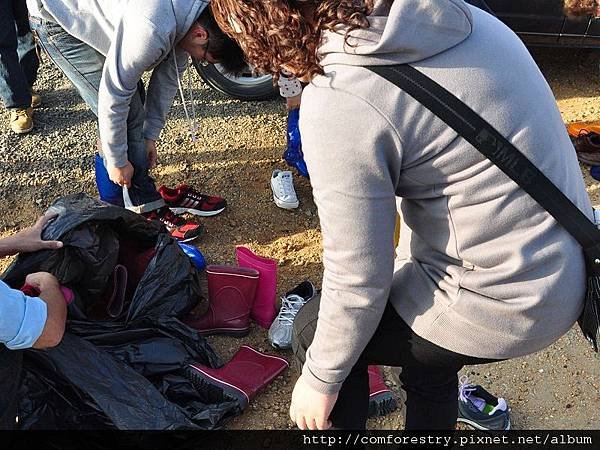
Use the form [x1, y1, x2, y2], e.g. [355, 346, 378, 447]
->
[1, 48, 599, 430]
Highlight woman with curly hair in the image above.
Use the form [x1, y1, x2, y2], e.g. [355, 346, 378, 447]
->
[212, 0, 592, 430]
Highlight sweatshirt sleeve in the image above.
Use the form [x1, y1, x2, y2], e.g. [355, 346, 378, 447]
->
[299, 87, 402, 394]
[0, 281, 47, 350]
[143, 49, 189, 142]
[97, 17, 169, 168]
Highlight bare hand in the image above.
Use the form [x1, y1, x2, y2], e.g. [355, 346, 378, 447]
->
[146, 139, 158, 169]
[0, 212, 63, 257]
[108, 161, 134, 188]
[289, 375, 338, 430]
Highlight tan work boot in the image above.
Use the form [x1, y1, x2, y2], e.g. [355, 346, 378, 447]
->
[31, 91, 42, 108]
[10, 107, 34, 134]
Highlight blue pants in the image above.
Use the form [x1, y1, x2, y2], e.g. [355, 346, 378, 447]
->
[0, 0, 39, 109]
[30, 18, 164, 211]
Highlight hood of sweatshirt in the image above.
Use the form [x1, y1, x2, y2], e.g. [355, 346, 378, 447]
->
[318, 0, 473, 67]
[170, 0, 208, 45]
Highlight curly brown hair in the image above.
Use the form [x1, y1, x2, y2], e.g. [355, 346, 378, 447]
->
[210, 0, 375, 80]
[564, 0, 600, 17]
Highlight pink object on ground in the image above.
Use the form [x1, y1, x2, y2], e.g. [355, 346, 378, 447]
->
[235, 246, 278, 329]
[185, 345, 289, 410]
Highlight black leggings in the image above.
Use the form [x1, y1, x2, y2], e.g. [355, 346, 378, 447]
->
[0, 345, 22, 430]
[292, 296, 500, 430]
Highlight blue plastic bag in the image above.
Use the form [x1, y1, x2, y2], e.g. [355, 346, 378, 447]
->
[178, 243, 207, 271]
[283, 108, 309, 179]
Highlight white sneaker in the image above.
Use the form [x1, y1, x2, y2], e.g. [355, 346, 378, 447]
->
[270, 170, 299, 209]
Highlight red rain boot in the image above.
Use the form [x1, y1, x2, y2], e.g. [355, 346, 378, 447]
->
[368, 365, 398, 418]
[235, 246, 278, 329]
[185, 345, 289, 410]
[184, 265, 259, 337]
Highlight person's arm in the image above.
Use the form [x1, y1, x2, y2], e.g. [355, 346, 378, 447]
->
[25, 273, 67, 349]
[0, 212, 62, 258]
[0, 273, 66, 350]
[143, 49, 189, 144]
[278, 70, 303, 110]
[289, 87, 401, 428]
[97, 15, 169, 177]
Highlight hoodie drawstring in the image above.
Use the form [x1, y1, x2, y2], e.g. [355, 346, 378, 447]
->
[173, 53, 198, 142]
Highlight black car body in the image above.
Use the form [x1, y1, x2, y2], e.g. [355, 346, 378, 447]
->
[482, 0, 600, 48]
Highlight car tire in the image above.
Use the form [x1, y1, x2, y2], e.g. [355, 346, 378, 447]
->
[194, 61, 277, 101]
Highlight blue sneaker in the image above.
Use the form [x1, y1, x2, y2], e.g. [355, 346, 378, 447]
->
[457, 376, 510, 430]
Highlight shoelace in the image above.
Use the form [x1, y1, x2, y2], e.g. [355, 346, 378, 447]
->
[184, 189, 209, 203]
[278, 174, 295, 198]
[276, 294, 306, 325]
[13, 109, 29, 119]
[458, 375, 478, 405]
[154, 208, 185, 228]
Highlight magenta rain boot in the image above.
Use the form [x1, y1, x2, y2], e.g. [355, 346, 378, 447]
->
[185, 345, 289, 410]
[235, 246, 278, 329]
[184, 265, 259, 337]
[367, 365, 398, 417]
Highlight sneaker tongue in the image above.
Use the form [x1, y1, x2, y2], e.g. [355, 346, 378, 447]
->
[469, 395, 487, 412]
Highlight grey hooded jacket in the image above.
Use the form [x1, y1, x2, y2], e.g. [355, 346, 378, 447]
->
[28, 0, 208, 168]
[299, 0, 592, 395]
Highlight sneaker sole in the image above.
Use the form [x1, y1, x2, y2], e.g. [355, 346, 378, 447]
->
[170, 206, 226, 217]
[272, 194, 299, 209]
[270, 340, 292, 350]
[176, 234, 202, 243]
[456, 417, 511, 431]
[12, 125, 34, 134]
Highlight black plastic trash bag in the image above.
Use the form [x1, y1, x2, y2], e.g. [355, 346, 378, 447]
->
[2, 194, 239, 430]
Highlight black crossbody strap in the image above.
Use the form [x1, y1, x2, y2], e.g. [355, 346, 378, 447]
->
[367, 64, 600, 265]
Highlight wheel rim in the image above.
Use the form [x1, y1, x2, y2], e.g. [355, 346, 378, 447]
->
[213, 63, 273, 86]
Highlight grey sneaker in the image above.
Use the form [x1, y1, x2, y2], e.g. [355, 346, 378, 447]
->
[457, 376, 510, 430]
[269, 281, 316, 349]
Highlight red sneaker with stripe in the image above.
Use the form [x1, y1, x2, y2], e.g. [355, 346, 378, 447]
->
[159, 184, 227, 217]
[144, 206, 203, 243]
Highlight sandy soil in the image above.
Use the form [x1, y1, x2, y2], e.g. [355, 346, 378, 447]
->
[0, 47, 599, 430]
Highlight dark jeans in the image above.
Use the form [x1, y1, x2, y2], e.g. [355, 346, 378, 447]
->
[0, 0, 39, 109]
[292, 296, 500, 430]
[30, 18, 163, 211]
[0, 345, 22, 430]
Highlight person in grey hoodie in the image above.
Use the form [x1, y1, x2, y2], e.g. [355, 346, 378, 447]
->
[26, 0, 244, 241]
[211, 0, 592, 430]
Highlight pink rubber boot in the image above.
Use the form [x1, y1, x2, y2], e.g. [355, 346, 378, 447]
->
[235, 246, 277, 329]
[185, 345, 289, 410]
